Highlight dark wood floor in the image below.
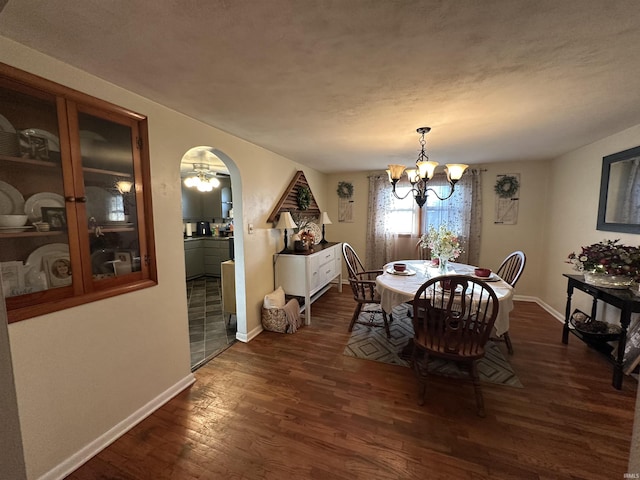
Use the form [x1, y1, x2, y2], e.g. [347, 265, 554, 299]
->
[67, 286, 637, 479]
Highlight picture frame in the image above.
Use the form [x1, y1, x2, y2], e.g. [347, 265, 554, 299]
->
[597, 145, 640, 234]
[41, 206, 67, 231]
[113, 251, 132, 276]
[0, 261, 25, 297]
[623, 318, 640, 375]
[43, 253, 72, 288]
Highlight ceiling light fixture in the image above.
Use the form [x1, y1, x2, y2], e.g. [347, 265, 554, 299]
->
[183, 163, 221, 192]
[387, 127, 468, 208]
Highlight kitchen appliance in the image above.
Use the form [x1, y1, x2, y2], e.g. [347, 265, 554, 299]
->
[195, 221, 211, 236]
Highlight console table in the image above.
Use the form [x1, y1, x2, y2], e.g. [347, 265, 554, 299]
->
[562, 273, 640, 389]
[274, 242, 342, 325]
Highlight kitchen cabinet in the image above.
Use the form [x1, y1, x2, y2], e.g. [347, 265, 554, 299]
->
[183, 237, 231, 279]
[0, 63, 157, 323]
[203, 237, 232, 276]
[274, 242, 342, 324]
[184, 239, 204, 279]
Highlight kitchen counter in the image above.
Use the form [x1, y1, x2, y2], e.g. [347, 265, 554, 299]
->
[184, 236, 233, 242]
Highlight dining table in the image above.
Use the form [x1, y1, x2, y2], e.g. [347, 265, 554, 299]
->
[376, 259, 515, 337]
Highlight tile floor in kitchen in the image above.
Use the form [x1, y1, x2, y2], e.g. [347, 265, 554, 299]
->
[186, 277, 236, 370]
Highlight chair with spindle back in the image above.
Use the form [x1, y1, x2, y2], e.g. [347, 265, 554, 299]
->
[342, 243, 391, 338]
[411, 275, 499, 417]
[494, 251, 526, 354]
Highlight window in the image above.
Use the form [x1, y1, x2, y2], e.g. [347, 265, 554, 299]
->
[387, 183, 418, 234]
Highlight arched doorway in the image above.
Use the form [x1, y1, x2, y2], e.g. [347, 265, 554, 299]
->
[179, 146, 246, 369]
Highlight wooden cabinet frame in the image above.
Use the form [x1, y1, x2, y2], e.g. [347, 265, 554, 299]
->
[0, 63, 157, 322]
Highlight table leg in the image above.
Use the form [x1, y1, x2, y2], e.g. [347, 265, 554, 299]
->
[612, 307, 631, 390]
[562, 284, 574, 344]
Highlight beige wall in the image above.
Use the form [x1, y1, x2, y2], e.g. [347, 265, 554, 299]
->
[542, 124, 640, 315]
[477, 161, 551, 298]
[0, 37, 327, 479]
[324, 173, 371, 276]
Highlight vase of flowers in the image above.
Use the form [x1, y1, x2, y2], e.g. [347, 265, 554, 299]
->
[567, 239, 640, 289]
[421, 224, 463, 274]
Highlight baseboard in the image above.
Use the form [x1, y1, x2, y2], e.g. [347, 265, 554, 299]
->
[39, 373, 196, 480]
[236, 323, 263, 343]
[513, 294, 564, 323]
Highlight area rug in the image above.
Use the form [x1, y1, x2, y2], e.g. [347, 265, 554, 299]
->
[343, 306, 523, 388]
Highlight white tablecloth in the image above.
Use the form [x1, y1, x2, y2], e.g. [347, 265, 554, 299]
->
[376, 260, 514, 336]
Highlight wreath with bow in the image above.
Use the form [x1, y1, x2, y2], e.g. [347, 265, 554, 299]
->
[336, 181, 354, 199]
[297, 186, 311, 210]
[494, 175, 520, 198]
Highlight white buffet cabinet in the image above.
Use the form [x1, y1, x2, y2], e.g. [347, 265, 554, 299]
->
[274, 242, 343, 324]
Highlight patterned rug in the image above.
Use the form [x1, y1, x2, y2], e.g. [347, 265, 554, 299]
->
[343, 306, 523, 388]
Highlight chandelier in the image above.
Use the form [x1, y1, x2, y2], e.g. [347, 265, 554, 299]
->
[183, 163, 221, 192]
[387, 127, 468, 208]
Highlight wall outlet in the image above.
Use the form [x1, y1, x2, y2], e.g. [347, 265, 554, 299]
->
[248, 223, 254, 234]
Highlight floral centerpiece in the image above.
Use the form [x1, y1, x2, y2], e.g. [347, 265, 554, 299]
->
[421, 224, 463, 273]
[567, 239, 640, 287]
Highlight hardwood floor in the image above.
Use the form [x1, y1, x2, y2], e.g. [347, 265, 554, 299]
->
[67, 286, 637, 479]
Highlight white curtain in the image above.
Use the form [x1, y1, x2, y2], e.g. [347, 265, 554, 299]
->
[365, 173, 398, 270]
[420, 169, 482, 265]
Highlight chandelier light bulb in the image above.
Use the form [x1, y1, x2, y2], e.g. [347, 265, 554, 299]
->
[446, 164, 469, 181]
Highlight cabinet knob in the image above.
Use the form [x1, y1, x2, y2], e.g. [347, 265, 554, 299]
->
[65, 196, 76, 202]
[76, 197, 87, 203]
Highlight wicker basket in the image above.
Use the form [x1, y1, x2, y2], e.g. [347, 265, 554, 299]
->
[261, 298, 301, 334]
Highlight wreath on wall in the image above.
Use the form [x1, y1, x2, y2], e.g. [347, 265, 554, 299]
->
[297, 186, 311, 210]
[336, 181, 354, 199]
[494, 175, 520, 198]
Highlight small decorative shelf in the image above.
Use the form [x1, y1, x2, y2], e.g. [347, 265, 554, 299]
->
[267, 170, 321, 223]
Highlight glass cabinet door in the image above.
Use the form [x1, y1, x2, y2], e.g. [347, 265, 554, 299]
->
[71, 105, 145, 288]
[0, 79, 74, 303]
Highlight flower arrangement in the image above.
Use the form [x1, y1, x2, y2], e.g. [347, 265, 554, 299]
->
[420, 224, 463, 261]
[567, 239, 640, 281]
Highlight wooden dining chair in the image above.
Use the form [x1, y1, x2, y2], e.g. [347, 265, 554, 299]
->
[342, 243, 391, 338]
[415, 238, 430, 261]
[411, 275, 499, 417]
[494, 250, 526, 354]
[342, 242, 366, 278]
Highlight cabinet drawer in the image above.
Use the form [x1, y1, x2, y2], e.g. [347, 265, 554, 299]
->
[319, 260, 337, 286]
[318, 248, 335, 266]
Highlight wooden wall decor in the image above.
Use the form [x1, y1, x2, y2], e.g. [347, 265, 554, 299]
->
[267, 171, 321, 223]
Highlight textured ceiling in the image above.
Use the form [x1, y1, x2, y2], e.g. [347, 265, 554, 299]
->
[1, 1, 640, 173]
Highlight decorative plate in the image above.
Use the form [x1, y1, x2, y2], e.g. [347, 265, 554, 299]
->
[305, 222, 322, 245]
[25, 243, 69, 271]
[470, 272, 501, 282]
[0, 226, 34, 233]
[0, 180, 25, 214]
[0, 113, 16, 133]
[24, 192, 65, 222]
[386, 266, 416, 276]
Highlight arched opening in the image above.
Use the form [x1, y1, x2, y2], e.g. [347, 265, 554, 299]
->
[179, 146, 246, 370]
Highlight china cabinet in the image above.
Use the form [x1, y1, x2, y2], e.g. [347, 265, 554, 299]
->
[0, 63, 156, 322]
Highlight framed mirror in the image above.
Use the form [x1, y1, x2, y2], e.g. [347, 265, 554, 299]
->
[597, 145, 640, 233]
